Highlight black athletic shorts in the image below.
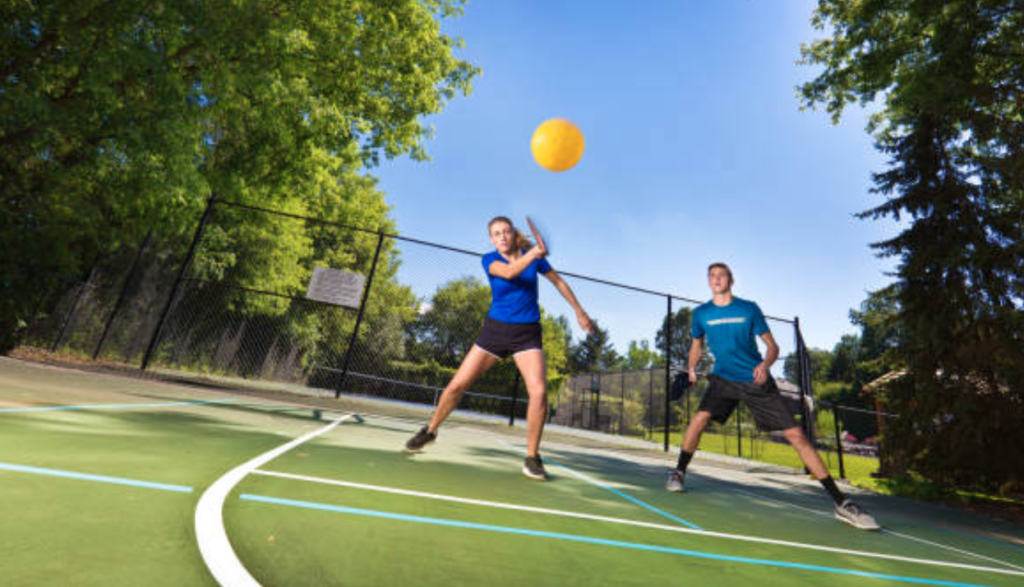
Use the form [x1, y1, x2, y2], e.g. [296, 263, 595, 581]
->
[474, 317, 543, 359]
[697, 375, 797, 432]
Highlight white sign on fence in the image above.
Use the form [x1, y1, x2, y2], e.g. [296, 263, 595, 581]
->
[305, 266, 365, 309]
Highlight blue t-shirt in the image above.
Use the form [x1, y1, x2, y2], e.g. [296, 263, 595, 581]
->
[691, 297, 770, 383]
[481, 251, 551, 324]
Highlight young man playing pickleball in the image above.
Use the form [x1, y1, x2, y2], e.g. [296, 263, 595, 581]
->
[666, 263, 879, 531]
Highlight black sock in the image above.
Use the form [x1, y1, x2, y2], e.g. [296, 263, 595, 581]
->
[676, 450, 693, 472]
[819, 476, 846, 505]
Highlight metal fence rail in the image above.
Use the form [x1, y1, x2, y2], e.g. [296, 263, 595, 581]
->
[15, 197, 886, 478]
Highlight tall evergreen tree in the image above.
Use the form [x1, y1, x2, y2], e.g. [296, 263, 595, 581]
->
[569, 324, 620, 372]
[801, 0, 1024, 491]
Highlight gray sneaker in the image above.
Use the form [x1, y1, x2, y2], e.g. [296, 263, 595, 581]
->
[523, 455, 548, 481]
[835, 499, 880, 530]
[665, 469, 686, 493]
[404, 426, 437, 453]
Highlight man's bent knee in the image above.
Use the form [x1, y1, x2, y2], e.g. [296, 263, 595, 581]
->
[692, 411, 713, 424]
[782, 426, 808, 445]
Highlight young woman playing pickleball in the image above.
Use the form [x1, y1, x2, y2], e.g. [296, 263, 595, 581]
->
[404, 216, 595, 480]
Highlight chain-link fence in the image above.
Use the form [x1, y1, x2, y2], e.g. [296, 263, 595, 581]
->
[14, 196, 889, 478]
[552, 368, 669, 439]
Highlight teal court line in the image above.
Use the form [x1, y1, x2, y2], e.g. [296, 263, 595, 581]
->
[0, 399, 236, 413]
[250, 468, 1024, 577]
[547, 455, 703, 530]
[0, 461, 193, 493]
[497, 438, 702, 530]
[239, 493, 1003, 587]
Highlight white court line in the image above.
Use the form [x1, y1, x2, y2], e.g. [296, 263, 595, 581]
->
[195, 414, 355, 587]
[251, 468, 1024, 580]
[886, 529, 1024, 573]
[0, 398, 237, 413]
[333, 411, 1024, 572]
[730, 487, 1024, 573]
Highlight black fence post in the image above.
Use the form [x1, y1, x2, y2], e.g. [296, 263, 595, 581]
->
[794, 317, 817, 474]
[572, 378, 579, 427]
[93, 230, 152, 360]
[685, 379, 691, 426]
[737, 406, 743, 458]
[648, 367, 654, 440]
[141, 194, 218, 371]
[833, 404, 846, 479]
[794, 318, 813, 438]
[664, 296, 672, 452]
[508, 370, 521, 426]
[619, 368, 625, 435]
[336, 232, 386, 398]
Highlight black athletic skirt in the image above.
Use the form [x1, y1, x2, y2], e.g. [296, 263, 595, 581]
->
[474, 317, 543, 359]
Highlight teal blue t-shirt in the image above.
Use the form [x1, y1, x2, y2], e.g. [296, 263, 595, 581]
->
[481, 251, 551, 324]
[691, 297, 770, 383]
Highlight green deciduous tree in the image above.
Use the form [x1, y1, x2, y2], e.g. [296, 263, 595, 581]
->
[624, 339, 663, 370]
[828, 334, 861, 383]
[406, 276, 490, 368]
[541, 311, 573, 406]
[1, 0, 479, 351]
[783, 347, 835, 383]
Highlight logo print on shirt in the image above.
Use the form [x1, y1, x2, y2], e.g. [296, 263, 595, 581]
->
[707, 317, 746, 326]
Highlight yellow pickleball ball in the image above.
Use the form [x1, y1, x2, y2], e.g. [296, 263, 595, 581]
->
[530, 118, 585, 172]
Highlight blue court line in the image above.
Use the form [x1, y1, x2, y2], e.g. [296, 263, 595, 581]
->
[495, 439, 702, 531]
[239, 494, 997, 587]
[0, 399, 235, 413]
[0, 461, 193, 493]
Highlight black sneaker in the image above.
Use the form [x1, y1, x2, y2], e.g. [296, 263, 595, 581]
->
[404, 426, 437, 453]
[523, 455, 548, 481]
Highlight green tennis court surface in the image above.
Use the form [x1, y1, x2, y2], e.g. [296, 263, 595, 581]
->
[2, 357, 1022, 587]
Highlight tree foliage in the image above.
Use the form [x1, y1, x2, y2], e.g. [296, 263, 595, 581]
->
[569, 323, 621, 372]
[406, 276, 491, 368]
[402, 276, 574, 400]
[1, 0, 479, 350]
[800, 0, 1024, 492]
[654, 307, 692, 365]
[783, 346, 835, 383]
[624, 339, 663, 370]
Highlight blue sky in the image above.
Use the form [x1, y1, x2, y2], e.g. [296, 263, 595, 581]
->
[373, 0, 898, 359]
